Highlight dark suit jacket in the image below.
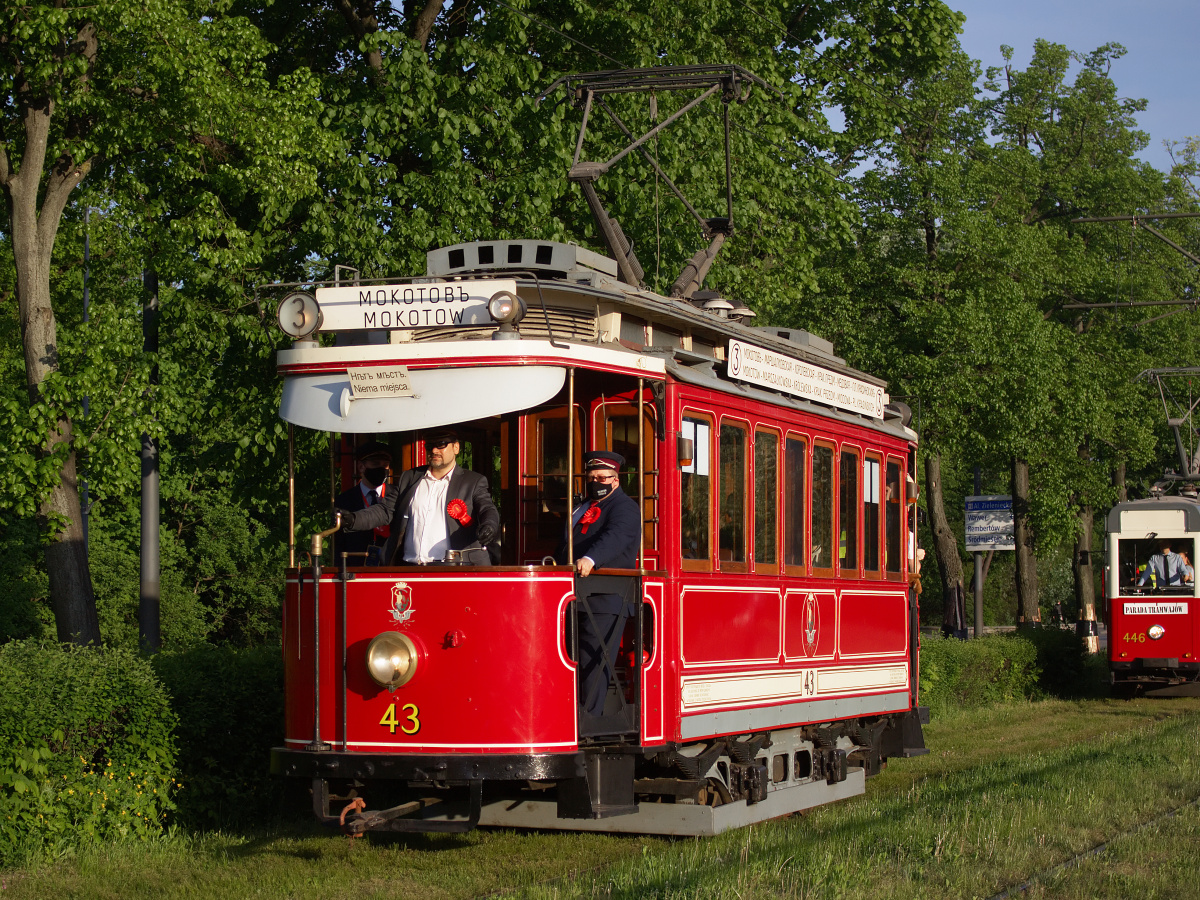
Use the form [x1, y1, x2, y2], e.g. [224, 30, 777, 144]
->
[332, 484, 374, 560]
[555, 487, 641, 570]
[348, 465, 500, 564]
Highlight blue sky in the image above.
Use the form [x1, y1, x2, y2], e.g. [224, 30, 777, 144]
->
[950, 0, 1199, 174]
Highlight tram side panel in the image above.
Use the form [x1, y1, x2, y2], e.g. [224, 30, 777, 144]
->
[659, 381, 920, 745]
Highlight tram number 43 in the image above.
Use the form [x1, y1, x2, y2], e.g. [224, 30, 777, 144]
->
[380, 703, 420, 735]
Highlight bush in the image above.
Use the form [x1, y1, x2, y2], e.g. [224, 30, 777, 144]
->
[153, 644, 293, 830]
[918, 633, 1041, 713]
[919, 628, 1110, 715]
[0, 641, 177, 866]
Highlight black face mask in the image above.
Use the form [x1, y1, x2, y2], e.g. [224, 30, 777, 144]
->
[587, 480, 614, 501]
[363, 466, 389, 487]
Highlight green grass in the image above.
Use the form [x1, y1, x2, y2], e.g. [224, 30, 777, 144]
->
[2, 699, 1198, 900]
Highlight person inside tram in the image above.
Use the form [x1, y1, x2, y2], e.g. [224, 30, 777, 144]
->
[333, 440, 393, 565]
[337, 428, 499, 565]
[1137, 539, 1190, 588]
[1181, 549, 1195, 584]
[555, 451, 641, 717]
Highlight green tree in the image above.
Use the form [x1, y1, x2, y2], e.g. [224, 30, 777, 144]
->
[0, 1, 326, 643]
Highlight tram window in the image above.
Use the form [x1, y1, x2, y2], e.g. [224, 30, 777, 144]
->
[784, 436, 807, 569]
[1118, 538, 1196, 592]
[863, 455, 881, 574]
[526, 410, 581, 547]
[719, 423, 747, 566]
[680, 416, 711, 564]
[605, 407, 657, 550]
[885, 459, 902, 575]
[754, 430, 779, 568]
[840, 449, 859, 573]
[812, 443, 835, 571]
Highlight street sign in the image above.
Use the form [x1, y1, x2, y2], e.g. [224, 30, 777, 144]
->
[965, 495, 1015, 551]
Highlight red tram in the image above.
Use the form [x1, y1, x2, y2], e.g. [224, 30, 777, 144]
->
[1106, 496, 1200, 696]
[269, 66, 927, 835]
[268, 238, 927, 834]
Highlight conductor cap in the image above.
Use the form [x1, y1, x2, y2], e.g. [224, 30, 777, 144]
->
[355, 440, 393, 461]
[583, 450, 624, 471]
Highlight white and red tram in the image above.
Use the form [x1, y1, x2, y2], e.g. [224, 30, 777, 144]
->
[269, 238, 928, 835]
[1106, 496, 1200, 696]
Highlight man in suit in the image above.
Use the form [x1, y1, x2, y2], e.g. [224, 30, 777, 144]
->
[556, 450, 642, 717]
[338, 428, 499, 565]
[333, 441, 393, 565]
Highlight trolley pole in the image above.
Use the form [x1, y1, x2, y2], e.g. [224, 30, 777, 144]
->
[139, 267, 161, 653]
[973, 466, 984, 638]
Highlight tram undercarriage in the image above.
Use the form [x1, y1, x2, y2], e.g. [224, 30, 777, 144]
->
[283, 709, 927, 837]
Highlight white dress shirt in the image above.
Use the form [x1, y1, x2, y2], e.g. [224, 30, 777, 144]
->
[403, 465, 454, 563]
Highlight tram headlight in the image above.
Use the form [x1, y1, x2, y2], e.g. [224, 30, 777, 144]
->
[487, 291, 526, 326]
[366, 631, 419, 688]
[1148, 624, 1165, 640]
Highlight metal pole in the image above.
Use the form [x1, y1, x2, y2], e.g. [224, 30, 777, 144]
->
[637, 376, 645, 570]
[567, 368, 575, 565]
[288, 424, 296, 568]
[973, 466, 984, 638]
[139, 267, 161, 654]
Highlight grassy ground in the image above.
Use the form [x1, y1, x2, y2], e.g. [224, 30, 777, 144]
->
[2, 699, 1198, 899]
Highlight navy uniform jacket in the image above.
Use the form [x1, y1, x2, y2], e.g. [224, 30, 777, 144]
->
[346, 465, 500, 564]
[332, 484, 382, 561]
[556, 487, 641, 613]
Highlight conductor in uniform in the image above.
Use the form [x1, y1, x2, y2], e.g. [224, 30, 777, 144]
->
[338, 428, 499, 565]
[556, 450, 642, 717]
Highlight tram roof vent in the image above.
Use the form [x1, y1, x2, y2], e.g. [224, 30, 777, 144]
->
[751, 325, 835, 356]
[427, 240, 618, 279]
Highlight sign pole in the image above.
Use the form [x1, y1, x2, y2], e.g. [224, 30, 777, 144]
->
[973, 466, 984, 638]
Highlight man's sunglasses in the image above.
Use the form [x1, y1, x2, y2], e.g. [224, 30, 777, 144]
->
[425, 440, 454, 450]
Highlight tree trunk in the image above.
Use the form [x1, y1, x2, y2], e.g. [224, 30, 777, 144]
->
[2, 71, 100, 644]
[1113, 462, 1127, 503]
[925, 453, 965, 632]
[1073, 504, 1099, 652]
[1012, 456, 1039, 626]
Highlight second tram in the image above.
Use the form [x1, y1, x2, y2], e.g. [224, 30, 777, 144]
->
[1106, 495, 1200, 696]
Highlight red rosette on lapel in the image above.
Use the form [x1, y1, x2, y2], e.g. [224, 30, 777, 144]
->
[579, 505, 602, 535]
[446, 498, 473, 527]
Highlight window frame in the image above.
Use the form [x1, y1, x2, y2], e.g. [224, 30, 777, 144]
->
[838, 443, 862, 579]
[885, 454, 905, 581]
[679, 408, 715, 573]
[717, 416, 751, 574]
[862, 451, 883, 580]
[752, 425, 782, 575]
[783, 431, 810, 577]
[595, 398, 658, 556]
[810, 439, 837, 578]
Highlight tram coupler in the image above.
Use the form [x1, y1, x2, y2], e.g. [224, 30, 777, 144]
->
[313, 777, 483, 833]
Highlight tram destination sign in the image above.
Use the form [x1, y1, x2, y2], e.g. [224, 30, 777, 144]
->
[313, 278, 516, 331]
[726, 338, 887, 419]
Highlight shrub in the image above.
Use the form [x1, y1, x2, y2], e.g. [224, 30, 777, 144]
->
[153, 644, 293, 830]
[1021, 626, 1109, 699]
[0, 641, 177, 866]
[918, 633, 1041, 714]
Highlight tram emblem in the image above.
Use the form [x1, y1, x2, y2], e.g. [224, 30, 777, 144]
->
[804, 593, 818, 654]
[390, 582, 414, 626]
